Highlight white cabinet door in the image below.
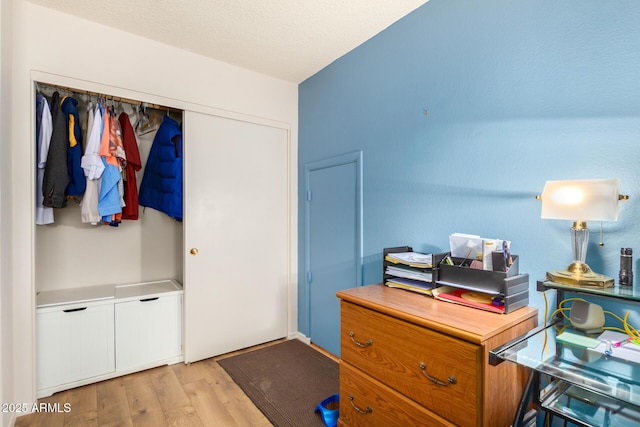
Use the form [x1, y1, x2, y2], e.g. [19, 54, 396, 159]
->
[115, 294, 182, 371]
[36, 301, 115, 391]
[183, 112, 290, 362]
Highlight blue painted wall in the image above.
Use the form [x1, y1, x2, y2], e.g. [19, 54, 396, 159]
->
[298, 0, 640, 334]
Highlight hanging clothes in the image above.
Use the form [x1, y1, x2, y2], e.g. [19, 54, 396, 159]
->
[118, 112, 142, 220]
[97, 106, 127, 225]
[80, 102, 103, 224]
[61, 96, 86, 198]
[81, 101, 105, 180]
[35, 94, 54, 225]
[42, 91, 69, 208]
[138, 115, 183, 222]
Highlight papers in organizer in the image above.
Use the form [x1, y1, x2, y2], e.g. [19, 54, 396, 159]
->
[385, 277, 433, 295]
[385, 265, 432, 282]
[449, 233, 510, 268]
[449, 233, 483, 259]
[385, 252, 432, 268]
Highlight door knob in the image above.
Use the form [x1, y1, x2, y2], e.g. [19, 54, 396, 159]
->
[190, 248, 198, 255]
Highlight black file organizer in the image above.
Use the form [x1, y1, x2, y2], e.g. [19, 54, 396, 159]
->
[437, 253, 529, 314]
[382, 246, 446, 286]
[382, 247, 529, 313]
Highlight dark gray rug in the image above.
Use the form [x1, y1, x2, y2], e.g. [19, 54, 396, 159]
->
[218, 339, 339, 427]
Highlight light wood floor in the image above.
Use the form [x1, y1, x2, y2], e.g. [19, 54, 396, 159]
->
[15, 339, 337, 427]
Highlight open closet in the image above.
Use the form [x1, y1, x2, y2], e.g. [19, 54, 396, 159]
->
[32, 79, 291, 398]
[34, 82, 184, 292]
[34, 81, 185, 397]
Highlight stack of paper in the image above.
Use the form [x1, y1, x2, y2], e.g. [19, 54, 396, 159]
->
[448, 233, 511, 271]
[384, 251, 434, 295]
[384, 252, 433, 268]
[385, 265, 433, 282]
[385, 277, 434, 295]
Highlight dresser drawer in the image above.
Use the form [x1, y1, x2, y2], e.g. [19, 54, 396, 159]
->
[340, 361, 455, 427]
[341, 301, 481, 426]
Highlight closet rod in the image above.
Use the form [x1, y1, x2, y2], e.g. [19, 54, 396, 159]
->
[36, 82, 183, 114]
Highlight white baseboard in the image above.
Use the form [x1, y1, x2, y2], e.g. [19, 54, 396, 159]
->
[288, 331, 310, 344]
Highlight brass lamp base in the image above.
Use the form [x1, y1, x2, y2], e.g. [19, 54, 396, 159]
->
[546, 261, 615, 288]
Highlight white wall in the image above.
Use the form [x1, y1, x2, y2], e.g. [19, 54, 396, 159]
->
[1, 0, 14, 425]
[8, 0, 298, 407]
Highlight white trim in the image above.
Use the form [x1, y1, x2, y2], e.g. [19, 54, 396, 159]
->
[31, 70, 291, 131]
[289, 331, 311, 344]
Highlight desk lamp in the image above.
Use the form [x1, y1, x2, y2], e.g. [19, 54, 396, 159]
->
[539, 179, 628, 288]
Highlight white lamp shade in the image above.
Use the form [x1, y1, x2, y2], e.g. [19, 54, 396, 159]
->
[541, 179, 621, 221]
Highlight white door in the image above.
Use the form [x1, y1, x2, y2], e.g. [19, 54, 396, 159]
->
[183, 111, 289, 362]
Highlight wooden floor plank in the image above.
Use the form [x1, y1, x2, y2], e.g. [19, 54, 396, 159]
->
[130, 409, 169, 427]
[170, 361, 210, 387]
[122, 370, 168, 427]
[202, 359, 272, 427]
[183, 378, 238, 426]
[64, 383, 97, 422]
[62, 411, 98, 427]
[150, 366, 192, 411]
[163, 405, 204, 427]
[96, 377, 133, 427]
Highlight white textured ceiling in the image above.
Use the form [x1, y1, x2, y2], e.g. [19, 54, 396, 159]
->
[27, 0, 429, 83]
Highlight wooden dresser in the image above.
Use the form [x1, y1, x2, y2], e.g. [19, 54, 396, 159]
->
[336, 284, 538, 427]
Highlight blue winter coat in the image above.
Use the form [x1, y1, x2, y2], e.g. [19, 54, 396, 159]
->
[138, 115, 183, 221]
[61, 96, 86, 197]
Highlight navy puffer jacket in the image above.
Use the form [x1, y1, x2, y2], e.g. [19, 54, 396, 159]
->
[61, 96, 86, 197]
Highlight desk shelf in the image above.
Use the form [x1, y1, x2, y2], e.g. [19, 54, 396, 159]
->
[491, 280, 640, 426]
[537, 280, 640, 303]
[541, 380, 640, 427]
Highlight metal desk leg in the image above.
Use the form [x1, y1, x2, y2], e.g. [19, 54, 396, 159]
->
[513, 370, 535, 427]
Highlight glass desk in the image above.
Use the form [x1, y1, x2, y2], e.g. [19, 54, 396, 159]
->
[490, 281, 640, 427]
[536, 280, 640, 303]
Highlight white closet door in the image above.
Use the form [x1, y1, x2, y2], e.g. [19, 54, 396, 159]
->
[183, 111, 289, 362]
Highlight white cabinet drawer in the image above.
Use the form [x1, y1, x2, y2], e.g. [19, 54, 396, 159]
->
[36, 280, 183, 397]
[36, 300, 115, 390]
[115, 293, 182, 371]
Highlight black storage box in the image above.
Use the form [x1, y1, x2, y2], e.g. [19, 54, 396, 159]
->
[438, 254, 522, 294]
[437, 253, 529, 314]
[383, 246, 446, 283]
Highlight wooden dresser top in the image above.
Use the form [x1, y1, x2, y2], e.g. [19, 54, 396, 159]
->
[337, 284, 538, 345]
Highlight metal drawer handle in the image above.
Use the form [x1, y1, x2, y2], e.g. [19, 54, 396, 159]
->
[63, 307, 87, 313]
[140, 297, 159, 302]
[349, 331, 373, 348]
[348, 394, 372, 415]
[419, 362, 457, 386]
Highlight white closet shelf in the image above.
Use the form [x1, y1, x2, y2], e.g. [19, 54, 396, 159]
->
[36, 284, 114, 308]
[36, 279, 182, 308]
[115, 279, 183, 302]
